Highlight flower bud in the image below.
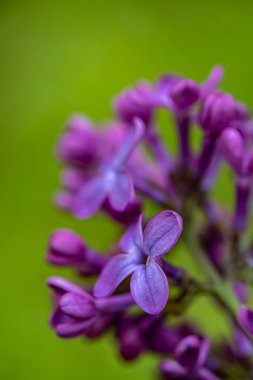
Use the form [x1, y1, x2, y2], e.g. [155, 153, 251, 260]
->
[60, 292, 97, 319]
[46, 229, 85, 266]
[200, 91, 237, 134]
[219, 128, 243, 174]
[170, 79, 199, 109]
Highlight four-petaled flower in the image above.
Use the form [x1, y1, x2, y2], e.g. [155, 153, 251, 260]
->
[94, 210, 183, 314]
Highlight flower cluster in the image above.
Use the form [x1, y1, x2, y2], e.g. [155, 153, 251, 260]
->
[46, 66, 253, 379]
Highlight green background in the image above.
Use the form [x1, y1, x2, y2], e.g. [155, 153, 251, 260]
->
[1, 0, 253, 379]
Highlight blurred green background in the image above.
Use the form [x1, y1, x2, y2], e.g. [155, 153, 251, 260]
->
[1, 0, 253, 379]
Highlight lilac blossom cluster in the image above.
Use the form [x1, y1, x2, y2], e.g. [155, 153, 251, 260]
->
[46, 66, 253, 379]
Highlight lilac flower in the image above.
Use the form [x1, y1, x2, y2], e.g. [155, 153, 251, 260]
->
[73, 118, 144, 218]
[47, 276, 133, 338]
[94, 210, 183, 314]
[160, 335, 220, 380]
[46, 66, 253, 379]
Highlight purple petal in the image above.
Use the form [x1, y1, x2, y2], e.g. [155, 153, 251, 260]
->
[198, 368, 221, 380]
[201, 65, 224, 98]
[47, 276, 85, 296]
[119, 214, 144, 256]
[56, 318, 95, 338]
[111, 118, 145, 167]
[94, 254, 139, 298]
[143, 210, 183, 258]
[160, 360, 186, 378]
[108, 170, 134, 211]
[73, 177, 107, 218]
[130, 261, 169, 314]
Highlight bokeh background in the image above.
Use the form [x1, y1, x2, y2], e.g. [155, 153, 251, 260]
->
[1, 0, 253, 379]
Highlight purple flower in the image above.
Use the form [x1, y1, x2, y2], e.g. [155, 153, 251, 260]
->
[73, 118, 144, 218]
[94, 210, 183, 314]
[47, 276, 133, 338]
[160, 335, 220, 380]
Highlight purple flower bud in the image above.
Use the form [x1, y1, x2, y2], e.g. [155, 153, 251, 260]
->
[46, 229, 85, 266]
[238, 306, 253, 336]
[113, 82, 153, 125]
[170, 79, 199, 109]
[219, 128, 244, 174]
[116, 317, 144, 360]
[200, 91, 237, 134]
[59, 292, 97, 319]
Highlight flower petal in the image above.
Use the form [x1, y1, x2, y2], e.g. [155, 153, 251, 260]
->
[143, 210, 183, 258]
[108, 170, 134, 211]
[160, 360, 186, 378]
[47, 276, 85, 296]
[198, 368, 221, 380]
[56, 318, 96, 338]
[130, 261, 169, 314]
[94, 254, 139, 298]
[119, 214, 144, 257]
[73, 177, 107, 218]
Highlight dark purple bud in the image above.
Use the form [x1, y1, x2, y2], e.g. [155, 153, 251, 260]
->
[200, 91, 237, 134]
[46, 229, 85, 266]
[146, 323, 179, 354]
[219, 128, 243, 174]
[238, 306, 253, 336]
[116, 317, 144, 360]
[170, 79, 199, 109]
